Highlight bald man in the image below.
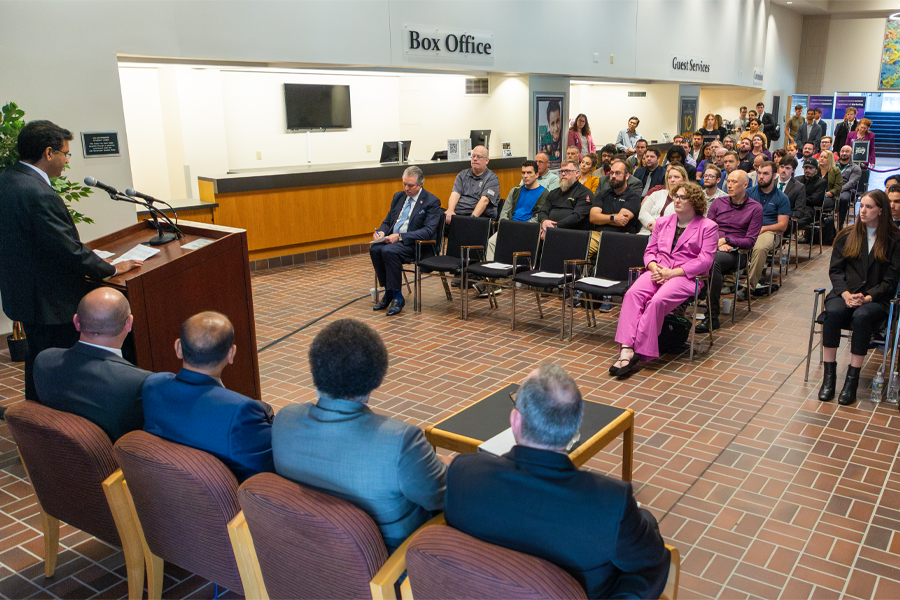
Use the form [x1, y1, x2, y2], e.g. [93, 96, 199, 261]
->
[697, 170, 763, 332]
[33, 288, 150, 441]
[445, 145, 500, 224]
[142, 311, 274, 482]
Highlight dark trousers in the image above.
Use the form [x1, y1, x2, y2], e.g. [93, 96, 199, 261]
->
[822, 297, 887, 356]
[709, 250, 747, 319]
[838, 195, 851, 230]
[22, 321, 79, 400]
[370, 241, 415, 291]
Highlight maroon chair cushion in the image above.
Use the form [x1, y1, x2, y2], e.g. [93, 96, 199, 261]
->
[113, 431, 243, 593]
[238, 472, 389, 600]
[406, 526, 588, 600]
[5, 401, 120, 545]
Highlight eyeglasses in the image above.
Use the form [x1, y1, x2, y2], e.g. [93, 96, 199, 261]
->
[53, 149, 72, 158]
[471, 155, 488, 161]
[559, 169, 577, 174]
[674, 194, 689, 199]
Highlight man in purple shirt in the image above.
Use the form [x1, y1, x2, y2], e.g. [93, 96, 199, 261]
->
[697, 170, 763, 332]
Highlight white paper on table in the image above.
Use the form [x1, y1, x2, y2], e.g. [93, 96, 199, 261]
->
[111, 244, 160, 265]
[181, 238, 214, 250]
[479, 262, 514, 270]
[93, 249, 114, 259]
[477, 428, 516, 457]
[578, 277, 620, 287]
[530, 271, 565, 278]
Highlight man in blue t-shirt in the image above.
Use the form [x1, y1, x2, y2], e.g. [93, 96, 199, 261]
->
[485, 160, 549, 260]
[746, 161, 790, 295]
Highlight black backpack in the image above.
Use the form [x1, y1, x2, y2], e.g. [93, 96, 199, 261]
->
[658, 314, 692, 354]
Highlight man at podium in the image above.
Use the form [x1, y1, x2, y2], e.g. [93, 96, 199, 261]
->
[0, 120, 141, 403]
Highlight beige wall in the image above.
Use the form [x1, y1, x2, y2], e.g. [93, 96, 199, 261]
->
[821, 16, 886, 93]
[569, 84, 681, 147]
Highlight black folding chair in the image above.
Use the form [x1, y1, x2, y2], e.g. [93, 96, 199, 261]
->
[563, 232, 648, 341]
[416, 215, 491, 313]
[511, 228, 592, 331]
[463, 220, 541, 320]
[373, 209, 445, 312]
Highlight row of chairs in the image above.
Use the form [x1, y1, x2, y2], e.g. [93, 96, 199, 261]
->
[7, 401, 682, 599]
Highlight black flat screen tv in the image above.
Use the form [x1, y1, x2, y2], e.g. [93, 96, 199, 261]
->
[284, 83, 352, 130]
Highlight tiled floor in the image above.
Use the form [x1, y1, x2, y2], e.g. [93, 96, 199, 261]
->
[1, 237, 899, 599]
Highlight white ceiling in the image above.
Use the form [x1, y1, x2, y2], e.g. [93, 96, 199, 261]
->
[771, 0, 900, 16]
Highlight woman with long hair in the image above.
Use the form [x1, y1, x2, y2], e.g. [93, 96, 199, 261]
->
[845, 118, 876, 170]
[750, 134, 771, 162]
[578, 153, 599, 193]
[611, 182, 718, 376]
[818, 149, 842, 205]
[638, 164, 689, 234]
[818, 190, 900, 405]
[699, 113, 726, 141]
[567, 113, 596, 158]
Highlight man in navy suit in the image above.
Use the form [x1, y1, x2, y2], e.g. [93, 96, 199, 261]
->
[633, 147, 665, 197]
[445, 363, 670, 599]
[34, 287, 150, 441]
[0, 120, 142, 403]
[370, 165, 442, 316]
[142, 311, 274, 482]
[272, 319, 446, 552]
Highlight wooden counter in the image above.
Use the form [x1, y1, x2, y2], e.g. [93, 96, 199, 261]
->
[198, 157, 526, 261]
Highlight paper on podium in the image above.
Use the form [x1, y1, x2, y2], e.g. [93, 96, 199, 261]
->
[181, 238, 214, 251]
[477, 428, 516, 457]
[112, 244, 160, 265]
[93, 249, 114, 259]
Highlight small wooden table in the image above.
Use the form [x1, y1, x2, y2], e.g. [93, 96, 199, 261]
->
[424, 383, 634, 481]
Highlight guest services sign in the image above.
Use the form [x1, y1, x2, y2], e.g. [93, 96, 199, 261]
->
[670, 55, 712, 81]
[402, 25, 494, 64]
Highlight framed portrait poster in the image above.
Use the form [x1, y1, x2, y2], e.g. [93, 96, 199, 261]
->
[535, 94, 565, 169]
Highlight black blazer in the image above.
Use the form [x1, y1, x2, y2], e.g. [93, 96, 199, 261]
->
[827, 230, 900, 309]
[445, 446, 670, 599]
[760, 112, 777, 141]
[833, 120, 858, 150]
[34, 342, 151, 441]
[634, 165, 666, 195]
[782, 177, 810, 221]
[0, 163, 115, 324]
[377, 188, 442, 246]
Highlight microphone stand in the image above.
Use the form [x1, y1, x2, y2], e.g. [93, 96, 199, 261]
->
[109, 192, 183, 245]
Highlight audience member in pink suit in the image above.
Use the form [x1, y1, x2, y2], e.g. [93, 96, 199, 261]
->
[610, 182, 718, 377]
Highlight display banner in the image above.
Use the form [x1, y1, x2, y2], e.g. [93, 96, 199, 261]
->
[834, 96, 866, 121]
[535, 94, 565, 169]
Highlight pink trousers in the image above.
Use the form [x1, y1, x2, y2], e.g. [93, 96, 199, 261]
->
[614, 271, 701, 361]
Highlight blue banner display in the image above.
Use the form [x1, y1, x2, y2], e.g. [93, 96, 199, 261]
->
[834, 96, 866, 121]
[808, 95, 835, 120]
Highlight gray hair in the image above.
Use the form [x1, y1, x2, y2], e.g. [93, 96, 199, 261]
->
[516, 363, 583, 448]
[403, 165, 424, 186]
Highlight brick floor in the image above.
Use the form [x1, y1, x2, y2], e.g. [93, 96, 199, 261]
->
[0, 239, 898, 599]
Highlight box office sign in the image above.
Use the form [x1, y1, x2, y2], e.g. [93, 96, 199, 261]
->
[81, 132, 120, 157]
[403, 25, 494, 63]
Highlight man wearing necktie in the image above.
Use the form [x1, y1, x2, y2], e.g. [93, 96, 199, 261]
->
[370, 166, 442, 316]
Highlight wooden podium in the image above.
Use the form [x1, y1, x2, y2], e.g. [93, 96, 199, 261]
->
[87, 221, 261, 400]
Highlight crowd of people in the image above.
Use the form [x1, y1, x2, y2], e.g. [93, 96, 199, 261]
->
[368, 101, 895, 405]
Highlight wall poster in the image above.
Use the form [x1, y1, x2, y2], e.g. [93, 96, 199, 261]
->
[535, 94, 565, 169]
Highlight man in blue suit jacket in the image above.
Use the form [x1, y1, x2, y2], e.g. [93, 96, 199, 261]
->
[142, 312, 274, 482]
[633, 147, 666, 197]
[445, 364, 670, 599]
[272, 319, 446, 552]
[370, 165, 442, 316]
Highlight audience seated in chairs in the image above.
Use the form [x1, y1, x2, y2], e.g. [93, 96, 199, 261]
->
[271, 319, 446, 552]
[444, 363, 671, 599]
[817, 190, 900, 406]
[697, 170, 763, 332]
[745, 161, 791, 296]
[638, 164, 689, 235]
[611, 183, 718, 377]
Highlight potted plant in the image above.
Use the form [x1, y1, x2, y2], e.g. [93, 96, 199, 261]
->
[0, 101, 95, 361]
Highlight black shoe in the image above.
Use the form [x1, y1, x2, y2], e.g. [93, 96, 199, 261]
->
[373, 292, 393, 311]
[695, 317, 720, 333]
[386, 297, 405, 316]
[0, 406, 5, 420]
[615, 354, 641, 378]
[837, 366, 861, 406]
[818, 362, 837, 402]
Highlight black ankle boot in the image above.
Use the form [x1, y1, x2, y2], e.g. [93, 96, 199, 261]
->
[838, 366, 861, 406]
[818, 362, 837, 402]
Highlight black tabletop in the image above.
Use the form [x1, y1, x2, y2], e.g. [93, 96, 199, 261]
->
[434, 383, 629, 452]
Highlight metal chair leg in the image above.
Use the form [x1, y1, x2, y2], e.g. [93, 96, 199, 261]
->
[804, 290, 824, 382]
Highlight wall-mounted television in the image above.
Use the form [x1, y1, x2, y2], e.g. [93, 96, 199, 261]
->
[284, 83, 352, 130]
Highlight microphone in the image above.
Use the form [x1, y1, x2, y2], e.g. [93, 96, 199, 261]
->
[125, 188, 160, 204]
[83, 176, 120, 196]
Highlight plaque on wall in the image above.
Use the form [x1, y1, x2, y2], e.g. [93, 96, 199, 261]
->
[81, 132, 120, 157]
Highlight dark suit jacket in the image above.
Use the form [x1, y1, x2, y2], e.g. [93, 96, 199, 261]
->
[760, 112, 777, 142]
[834, 119, 858, 150]
[634, 166, 665, 196]
[142, 369, 275, 482]
[797, 122, 822, 149]
[34, 342, 151, 441]
[445, 446, 670, 599]
[781, 177, 810, 223]
[0, 163, 115, 324]
[377, 189, 442, 246]
[827, 231, 900, 309]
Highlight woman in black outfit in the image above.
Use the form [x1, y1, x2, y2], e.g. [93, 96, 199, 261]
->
[819, 190, 900, 405]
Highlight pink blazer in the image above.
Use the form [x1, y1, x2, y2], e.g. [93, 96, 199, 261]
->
[566, 130, 596, 155]
[644, 213, 718, 279]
